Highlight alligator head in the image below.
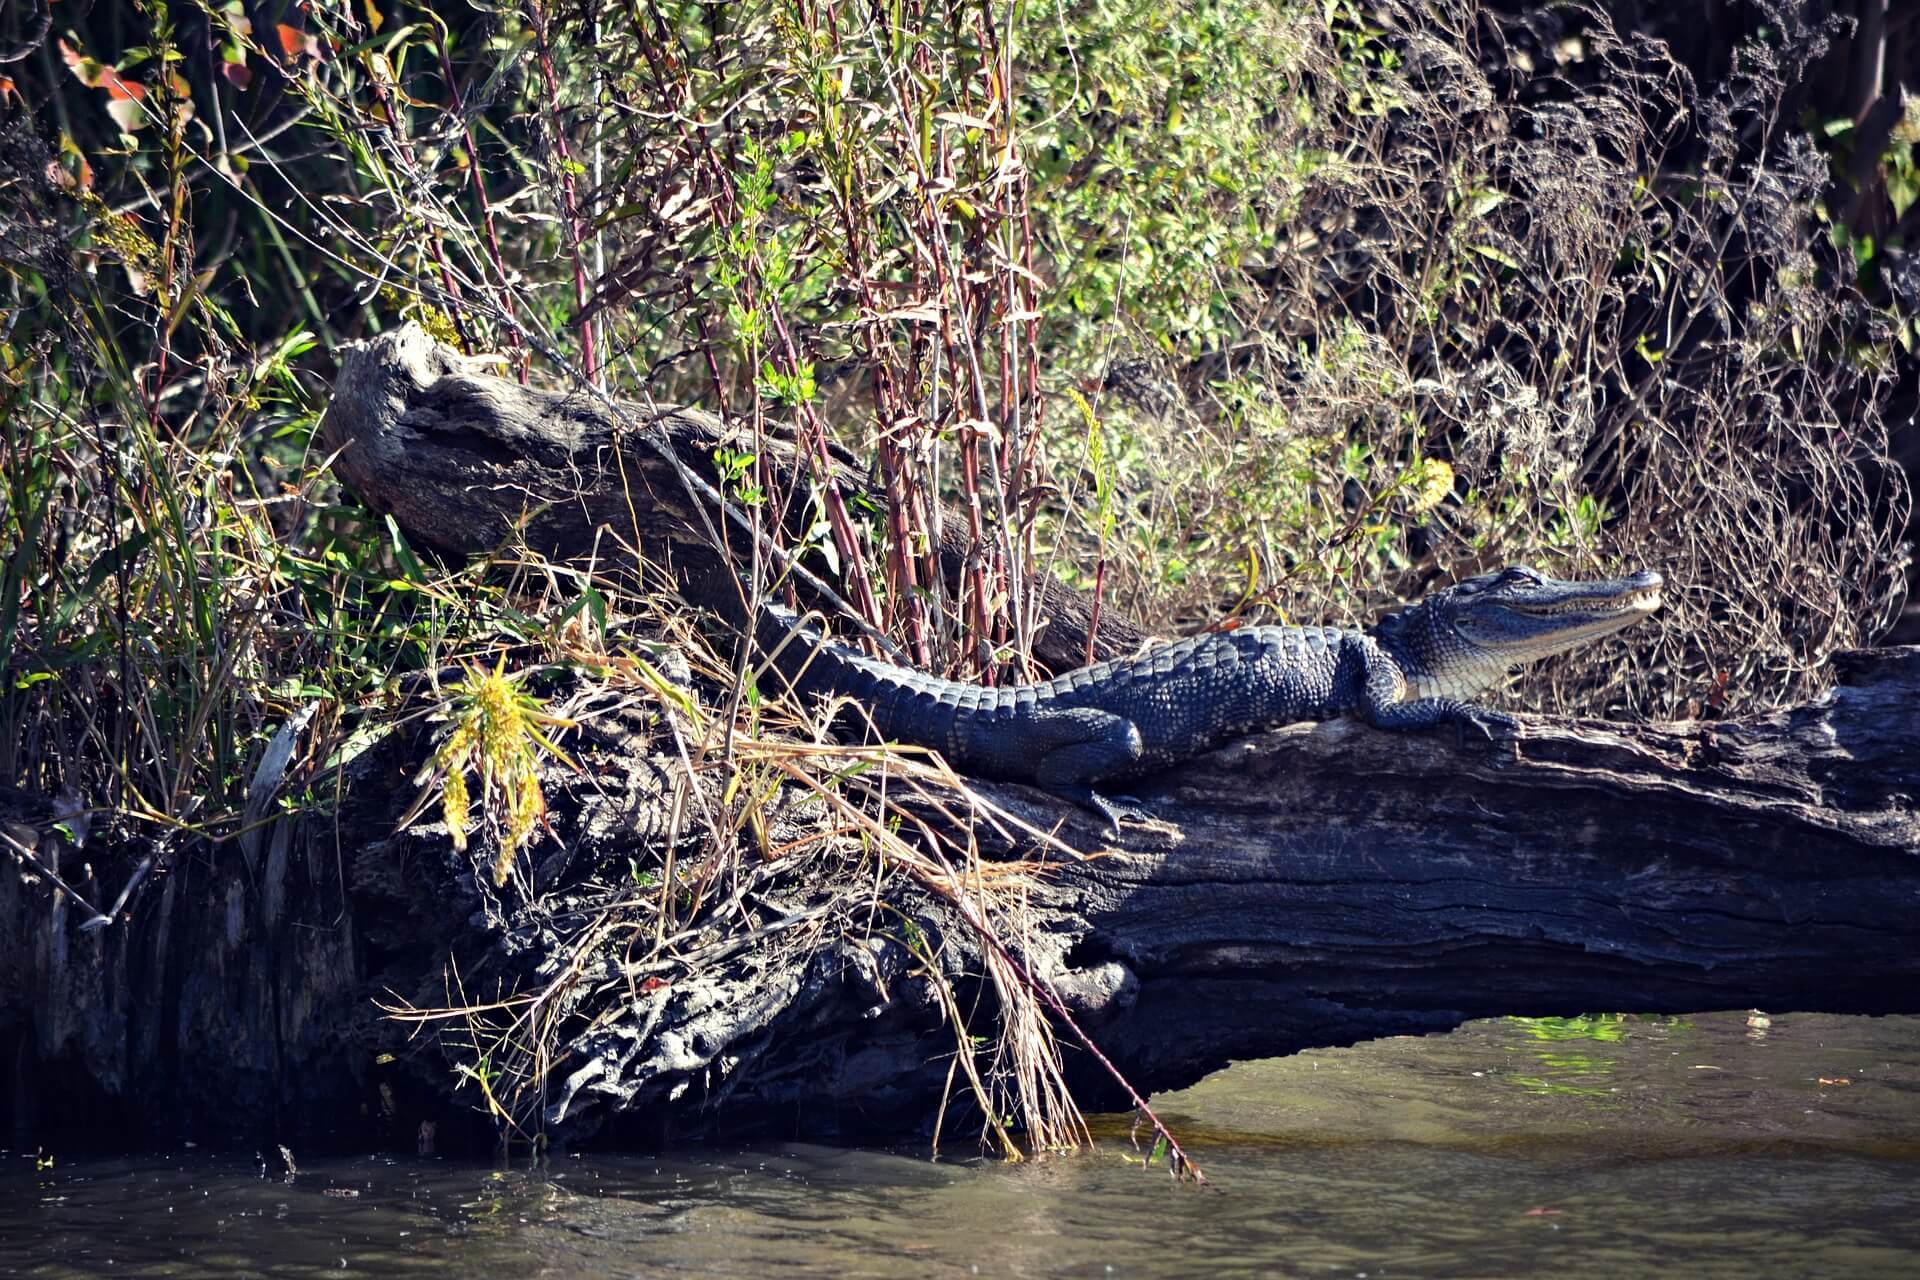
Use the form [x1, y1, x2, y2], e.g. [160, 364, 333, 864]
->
[1373, 565, 1664, 700]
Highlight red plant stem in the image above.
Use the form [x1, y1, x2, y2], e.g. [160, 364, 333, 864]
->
[358, 59, 473, 350]
[630, 0, 803, 572]
[953, 401, 996, 674]
[693, 311, 732, 419]
[522, 0, 600, 382]
[864, 2, 1007, 672]
[763, 304, 881, 628]
[812, 15, 931, 662]
[1015, 199, 1046, 602]
[970, 0, 1044, 665]
[624, 0, 878, 630]
[436, 37, 526, 382]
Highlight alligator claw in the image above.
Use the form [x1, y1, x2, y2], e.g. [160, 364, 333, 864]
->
[1465, 710, 1521, 763]
[1102, 794, 1156, 830]
[1464, 708, 1520, 744]
[1051, 786, 1155, 834]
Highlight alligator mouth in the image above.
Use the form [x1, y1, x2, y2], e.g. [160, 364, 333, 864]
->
[1507, 570, 1663, 620]
[1510, 588, 1662, 619]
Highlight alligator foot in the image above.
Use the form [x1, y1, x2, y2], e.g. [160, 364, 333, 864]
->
[1370, 697, 1520, 756]
[1049, 785, 1154, 835]
[1453, 706, 1520, 751]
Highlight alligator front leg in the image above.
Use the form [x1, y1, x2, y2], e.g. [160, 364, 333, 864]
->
[1016, 708, 1148, 832]
[1366, 696, 1519, 747]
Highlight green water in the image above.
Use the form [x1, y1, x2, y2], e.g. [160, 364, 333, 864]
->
[6, 1011, 1918, 1277]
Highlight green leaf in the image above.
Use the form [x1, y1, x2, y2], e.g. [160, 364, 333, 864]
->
[1887, 166, 1919, 220]
[1465, 189, 1507, 218]
[383, 514, 425, 581]
[323, 719, 396, 771]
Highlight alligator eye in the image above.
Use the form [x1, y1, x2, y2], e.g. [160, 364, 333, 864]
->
[1500, 566, 1539, 585]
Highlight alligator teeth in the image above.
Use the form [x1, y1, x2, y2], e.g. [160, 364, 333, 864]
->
[1517, 591, 1661, 617]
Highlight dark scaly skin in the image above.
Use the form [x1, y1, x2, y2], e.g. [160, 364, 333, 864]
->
[760, 566, 1663, 827]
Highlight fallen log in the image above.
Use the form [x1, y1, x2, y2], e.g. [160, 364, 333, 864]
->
[316, 325, 1920, 1138]
[1016, 645, 1920, 1097]
[2, 327, 1915, 1151]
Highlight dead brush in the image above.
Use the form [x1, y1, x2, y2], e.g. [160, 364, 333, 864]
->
[1043, 0, 1909, 719]
[382, 574, 1197, 1171]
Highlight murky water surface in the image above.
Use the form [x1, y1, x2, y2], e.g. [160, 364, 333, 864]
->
[5, 1011, 1918, 1277]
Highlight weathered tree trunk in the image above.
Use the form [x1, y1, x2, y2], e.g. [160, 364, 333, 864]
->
[321, 325, 1920, 1137]
[3, 326, 1916, 1151]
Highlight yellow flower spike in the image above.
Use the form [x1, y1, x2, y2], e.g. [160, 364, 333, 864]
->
[443, 767, 471, 852]
[1410, 458, 1455, 515]
[422, 659, 577, 889]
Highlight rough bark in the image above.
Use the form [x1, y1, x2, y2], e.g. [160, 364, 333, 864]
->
[3, 325, 1917, 1151]
[509, 646, 1920, 1142]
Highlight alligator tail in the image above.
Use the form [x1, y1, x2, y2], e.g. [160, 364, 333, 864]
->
[752, 605, 973, 751]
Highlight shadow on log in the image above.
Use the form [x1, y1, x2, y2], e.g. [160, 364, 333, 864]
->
[2, 325, 1917, 1150]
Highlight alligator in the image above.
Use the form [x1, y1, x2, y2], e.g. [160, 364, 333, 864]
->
[758, 566, 1663, 828]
